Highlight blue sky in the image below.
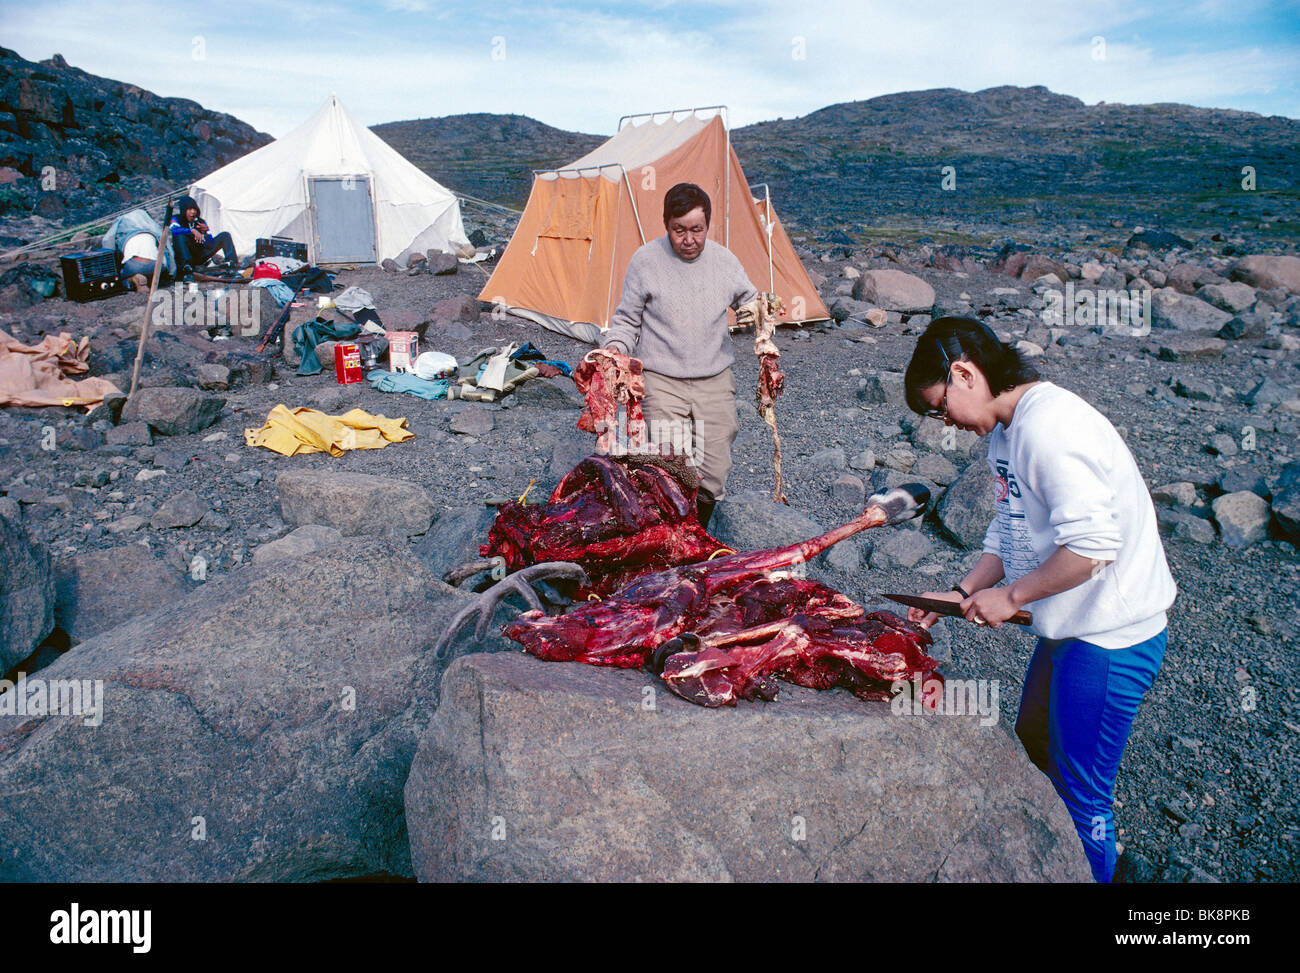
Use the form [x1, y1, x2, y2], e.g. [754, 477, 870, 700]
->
[4, 0, 1298, 138]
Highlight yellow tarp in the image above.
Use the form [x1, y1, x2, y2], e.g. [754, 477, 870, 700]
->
[243, 405, 414, 457]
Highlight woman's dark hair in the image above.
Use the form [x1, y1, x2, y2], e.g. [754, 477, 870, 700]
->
[663, 183, 711, 227]
[903, 316, 1039, 414]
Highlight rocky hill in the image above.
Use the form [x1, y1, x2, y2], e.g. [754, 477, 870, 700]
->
[372, 113, 604, 209]
[0, 48, 270, 239]
[378, 86, 1300, 250]
[732, 86, 1300, 248]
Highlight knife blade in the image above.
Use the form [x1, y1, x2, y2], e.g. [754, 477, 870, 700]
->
[878, 592, 1034, 627]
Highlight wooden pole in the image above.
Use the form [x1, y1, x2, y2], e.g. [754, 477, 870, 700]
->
[127, 223, 168, 400]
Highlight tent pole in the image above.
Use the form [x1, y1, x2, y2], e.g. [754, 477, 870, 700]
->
[723, 107, 731, 249]
[605, 176, 627, 328]
[766, 184, 774, 293]
[620, 166, 646, 244]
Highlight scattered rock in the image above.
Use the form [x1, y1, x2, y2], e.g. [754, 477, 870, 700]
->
[1211, 491, 1270, 547]
[1126, 230, 1192, 251]
[149, 490, 210, 529]
[195, 363, 231, 391]
[1196, 282, 1257, 314]
[883, 447, 917, 473]
[105, 422, 152, 447]
[412, 505, 500, 583]
[1206, 433, 1238, 457]
[1270, 462, 1300, 543]
[1174, 376, 1216, 401]
[427, 252, 459, 275]
[105, 515, 146, 534]
[121, 387, 225, 436]
[858, 371, 906, 408]
[870, 529, 934, 568]
[1151, 482, 1197, 507]
[809, 446, 847, 470]
[829, 472, 865, 508]
[934, 459, 995, 550]
[1157, 335, 1225, 362]
[432, 294, 481, 323]
[509, 379, 585, 410]
[449, 410, 495, 436]
[848, 448, 876, 471]
[1245, 378, 1293, 407]
[1230, 255, 1300, 294]
[914, 452, 959, 485]
[1151, 289, 1232, 333]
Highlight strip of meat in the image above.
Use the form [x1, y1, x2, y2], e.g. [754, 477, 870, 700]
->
[661, 611, 939, 708]
[573, 348, 646, 455]
[752, 293, 788, 504]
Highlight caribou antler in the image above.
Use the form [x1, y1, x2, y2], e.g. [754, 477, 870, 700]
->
[433, 561, 590, 661]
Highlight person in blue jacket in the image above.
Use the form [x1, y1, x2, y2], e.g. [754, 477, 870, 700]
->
[169, 194, 237, 272]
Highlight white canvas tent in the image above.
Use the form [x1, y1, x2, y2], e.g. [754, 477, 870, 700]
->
[191, 94, 469, 265]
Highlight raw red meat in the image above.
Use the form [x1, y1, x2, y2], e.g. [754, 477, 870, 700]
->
[752, 294, 788, 503]
[504, 493, 940, 706]
[573, 349, 646, 456]
[482, 455, 727, 597]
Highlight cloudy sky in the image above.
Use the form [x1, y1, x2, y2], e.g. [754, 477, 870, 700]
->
[4, 0, 1298, 137]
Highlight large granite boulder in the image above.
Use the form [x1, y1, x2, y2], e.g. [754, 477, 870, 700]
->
[1230, 255, 1300, 294]
[405, 654, 1092, 882]
[0, 510, 55, 671]
[121, 387, 226, 436]
[276, 471, 435, 537]
[412, 505, 499, 582]
[53, 544, 191, 646]
[851, 269, 936, 313]
[1150, 288, 1232, 333]
[0, 541, 493, 881]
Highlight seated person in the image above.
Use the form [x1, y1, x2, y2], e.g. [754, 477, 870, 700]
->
[170, 194, 237, 273]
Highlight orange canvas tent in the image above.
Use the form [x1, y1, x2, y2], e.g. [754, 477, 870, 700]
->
[479, 107, 830, 343]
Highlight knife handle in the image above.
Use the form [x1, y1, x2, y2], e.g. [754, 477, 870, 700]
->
[1008, 609, 1034, 626]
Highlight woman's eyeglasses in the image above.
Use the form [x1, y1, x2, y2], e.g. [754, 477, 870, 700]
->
[922, 339, 955, 421]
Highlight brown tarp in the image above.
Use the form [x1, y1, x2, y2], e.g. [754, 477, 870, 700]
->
[0, 331, 120, 410]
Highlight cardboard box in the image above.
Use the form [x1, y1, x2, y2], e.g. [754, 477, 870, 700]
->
[387, 331, 418, 373]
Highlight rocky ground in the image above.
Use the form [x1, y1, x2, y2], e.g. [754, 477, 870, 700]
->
[1, 220, 1298, 882]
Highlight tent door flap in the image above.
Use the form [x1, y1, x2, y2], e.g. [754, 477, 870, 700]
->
[309, 176, 377, 263]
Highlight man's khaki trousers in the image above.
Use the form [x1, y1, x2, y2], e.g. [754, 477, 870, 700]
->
[641, 367, 739, 501]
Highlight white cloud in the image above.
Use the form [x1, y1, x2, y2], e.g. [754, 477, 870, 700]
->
[3, 0, 1294, 143]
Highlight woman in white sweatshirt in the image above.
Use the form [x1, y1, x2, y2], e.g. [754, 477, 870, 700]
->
[902, 317, 1177, 883]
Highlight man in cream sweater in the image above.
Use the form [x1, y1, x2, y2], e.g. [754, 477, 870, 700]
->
[600, 183, 757, 528]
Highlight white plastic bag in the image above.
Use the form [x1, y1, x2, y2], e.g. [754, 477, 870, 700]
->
[414, 351, 458, 381]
